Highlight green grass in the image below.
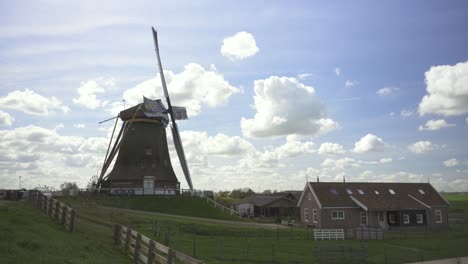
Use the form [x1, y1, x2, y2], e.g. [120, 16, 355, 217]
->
[57, 193, 468, 264]
[0, 201, 130, 264]
[58, 195, 245, 221]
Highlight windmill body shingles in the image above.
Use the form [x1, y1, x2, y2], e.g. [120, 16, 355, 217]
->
[106, 121, 179, 184]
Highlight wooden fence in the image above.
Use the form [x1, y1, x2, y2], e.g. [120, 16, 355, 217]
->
[314, 243, 368, 263]
[114, 224, 204, 264]
[27, 190, 75, 232]
[314, 229, 345, 240]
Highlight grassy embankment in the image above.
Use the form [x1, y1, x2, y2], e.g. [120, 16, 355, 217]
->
[0, 201, 130, 264]
[59, 195, 244, 221]
[56, 193, 468, 264]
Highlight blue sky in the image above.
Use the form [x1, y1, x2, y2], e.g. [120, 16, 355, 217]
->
[0, 0, 467, 192]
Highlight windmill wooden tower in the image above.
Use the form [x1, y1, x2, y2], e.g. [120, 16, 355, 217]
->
[96, 28, 193, 195]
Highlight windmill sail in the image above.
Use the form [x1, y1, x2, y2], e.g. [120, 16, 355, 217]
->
[152, 27, 194, 190]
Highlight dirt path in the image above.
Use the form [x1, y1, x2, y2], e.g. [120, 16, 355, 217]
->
[99, 205, 288, 229]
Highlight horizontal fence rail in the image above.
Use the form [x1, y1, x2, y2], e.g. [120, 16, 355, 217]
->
[27, 190, 75, 232]
[114, 224, 203, 264]
[314, 229, 345, 240]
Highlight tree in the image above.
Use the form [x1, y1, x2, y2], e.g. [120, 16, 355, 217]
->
[60, 182, 79, 196]
[229, 188, 254, 199]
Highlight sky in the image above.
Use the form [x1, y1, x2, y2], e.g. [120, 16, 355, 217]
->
[0, 0, 467, 192]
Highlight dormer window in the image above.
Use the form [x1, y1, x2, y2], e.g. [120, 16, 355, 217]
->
[346, 189, 353, 195]
[357, 189, 364, 194]
[389, 189, 396, 194]
[418, 189, 425, 194]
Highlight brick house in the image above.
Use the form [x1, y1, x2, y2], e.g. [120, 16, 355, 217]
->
[297, 182, 449, 230]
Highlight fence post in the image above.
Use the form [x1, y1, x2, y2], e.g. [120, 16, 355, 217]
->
[271, 242, 275, 263]
[69, 209, 75, 232]
[147, 240, 155, 264]
[124, 228, 131, 252]
[133, 233, 141, 264]
[54, 201, 60, 220]
[48, 198, 53, 216]
[192, 234, 196, 257]
[61, 204, 66, 225]
[167, 248, 174, 264]
[114, 224, 121, 246]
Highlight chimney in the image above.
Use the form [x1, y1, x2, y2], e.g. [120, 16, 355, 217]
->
[317, 176, 320, 183]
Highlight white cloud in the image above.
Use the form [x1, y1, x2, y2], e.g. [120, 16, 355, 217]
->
[465, 117, 468, 124]
[297, 73, 313, 80]
[443, 158, 459, 167]
[318, 142, 345, 155]
[73, 78, 114, 109]
[0, 125, 108, 189]
[241, 76, 338, 138]
[379, 157, 393, 163]
[418, 119, 455, 131]
[220, 31, 259, 61]
[400, 108, 414, 118]
[0, 89, 69, 116]
[418, 61, 468, 116]
[0, 111, 14, 126]
[408, 141, 435, 154]
[345, 80, 359, 88]
[335, 68, 341, 76]
[377, 87, 399, 96]
[322, 157, 360, 170]
[74, 123, 86, 129]
[353, 134, 385, 153]
[272, 138, 315, 159]
[116, 63, 239, 116]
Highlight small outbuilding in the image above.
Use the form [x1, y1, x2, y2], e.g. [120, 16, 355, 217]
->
[234, 192, 300, 219]
[297, 182, 449, 230]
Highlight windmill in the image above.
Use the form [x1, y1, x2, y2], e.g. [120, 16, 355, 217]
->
[95, 27, 193, 194]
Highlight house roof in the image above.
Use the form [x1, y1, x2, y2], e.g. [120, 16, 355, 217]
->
[306, 182, 449, 210]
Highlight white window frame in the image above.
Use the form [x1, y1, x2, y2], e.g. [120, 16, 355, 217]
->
[304, 208, 309, 222]
[346, 189, 353, 195]
[360, 211, 368, 225]
[358, 189, 365, 195]
[389, 213, 396, 224]
[435, 209, 442, 223]
[374, 190, 380, 194]
[389, 189, 396, 194]
[331, 210, 345, 220]
[416, 214, 423, 224]
[403, 214, 410, 224]
[312, 209, 318, 223]
[418, 189, 425, 194]
[378, 212, 385, 222]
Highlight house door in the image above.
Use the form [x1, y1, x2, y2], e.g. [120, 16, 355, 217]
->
[378, 211, 386, 229]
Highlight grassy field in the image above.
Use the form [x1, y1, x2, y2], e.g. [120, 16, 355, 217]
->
[0, 201, 130, 264]
[54, 193, 468, 264]
[59, 195, 243, 221]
